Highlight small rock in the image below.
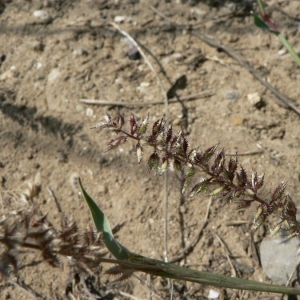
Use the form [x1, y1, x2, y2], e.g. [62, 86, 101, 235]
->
[0, 66, 18, 81]
[30, 40, 45, 52]
[86, 108, 93, 117]
[174, 53, 185, 62]
[226, 91, 239, 100]
[48, 68, 61, 83]
[127, 42, 140, 60]
[73, 48, 89, 57]
[140, 82, 150, 87]
[172, 118, 184, 126]
[33, 10, 52, 24]
[232, 115, 244, 126]
[247, 92, 260, 105]
[278, 49, 286, 56]
[99, 185, 108, 194]
[190, 8, 206, 17]
[179, 205, 187, 214]
[114, 15, 126, 23]
[260, 234, 300, 284]
[247, 92, 265, 109]
[76, 104, 84, 112]
[208, 289, 219, 299]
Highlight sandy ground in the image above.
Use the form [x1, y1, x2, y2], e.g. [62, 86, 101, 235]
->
[1, 0, 300, 299]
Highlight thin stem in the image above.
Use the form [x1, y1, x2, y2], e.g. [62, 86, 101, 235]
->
[257, 0, 265, 15]
[119, 129, 140, 141]
[163, 171, 168, 262]
[278, 33, 300, 67]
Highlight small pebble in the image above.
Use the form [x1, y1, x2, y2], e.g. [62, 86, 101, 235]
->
[33, 10, 52, 24]
[226, 91, 239, 100]
[0, 66, 18, 81]
[172, 118, 183, 126]
[73, 48, 89, 57]
[76, 104, 84, 112]
[247, 92, 260, 105]
[140, 82, 150, 87]
[208, 289, 219, 299]
[114, 16, 126, 23]
[69, 173, 79, 188]
[278, 49, 286, 56]
[86, 108, 94, 117]
[179, 205, 187, 214]
[232, 115, 244, 126]
[30, 41, 45, 52]
[247, 92, 265, 109]
[99, 185, 108, 194]
[48, 68, 61, 82]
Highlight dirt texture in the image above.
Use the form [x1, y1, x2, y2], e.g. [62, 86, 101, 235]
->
[1, 0, 300, 299]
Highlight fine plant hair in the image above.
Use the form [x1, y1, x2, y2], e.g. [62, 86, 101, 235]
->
[94, 113, 300, 238]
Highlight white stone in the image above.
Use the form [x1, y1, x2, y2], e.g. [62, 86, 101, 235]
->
[140, 82, 150, 87]
[114, 16, 126, 23]
[0, 66, 18, 81]
[278, 49, 286, 56]
[33, 10, 52, 23]
[48, 68, 61, 83]
[247, 92, 261, 106]
[86, 108, 94, 117]
[208, 289, 219, 299]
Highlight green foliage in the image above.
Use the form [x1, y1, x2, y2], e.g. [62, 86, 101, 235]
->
[254, 0, 300, 66]
[79, 178, 300, 295]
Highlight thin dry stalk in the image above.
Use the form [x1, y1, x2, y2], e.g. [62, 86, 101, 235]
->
[109, 22, 171, 269]
[47, 187, 62, 213]
[148, 5, 300, 116]
[7, 280, 39, 300]
[80, 91, 214, 107]
[285, 256, 300, 287]
[215, 232, 237, 277]
[110, 22, 169, 115]
[170, 197, 212, 263]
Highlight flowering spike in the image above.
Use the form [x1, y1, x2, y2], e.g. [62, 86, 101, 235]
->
[210, 187, 224, 196]
[189, 179, 209, 198]
[271, 182, 288, 202]
[130, 114, 137, 135]
[106, 136, 127, 152]
[136, 144, 143, 163]
[270, 224, 281, 237]
[152, 119, 164, 136]
[160, 158, 168, 174]
[93, 113, 300, 239]
[148, 152, 160, 172]
[166, 125, 173, 144]
[116, 113, 125, 130]
[138, 114, 149, 136]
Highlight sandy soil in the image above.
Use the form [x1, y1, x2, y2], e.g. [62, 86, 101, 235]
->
[1, 0, 300, 299]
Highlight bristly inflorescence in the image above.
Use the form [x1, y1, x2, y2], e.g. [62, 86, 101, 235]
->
[0, 208, 107, 279]
[94, 113, 300, 237]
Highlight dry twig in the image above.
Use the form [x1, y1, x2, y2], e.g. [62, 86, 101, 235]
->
[148, 5, 300, 116]
[215, 232, 237, 277]
[170, 197, 212, 263]
[80, 91, 213, 107]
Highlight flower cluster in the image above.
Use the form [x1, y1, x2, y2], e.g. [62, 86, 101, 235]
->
[94, 113, 300, 236]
